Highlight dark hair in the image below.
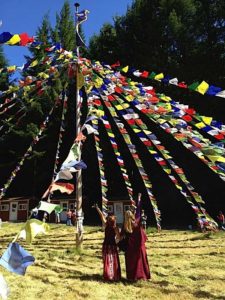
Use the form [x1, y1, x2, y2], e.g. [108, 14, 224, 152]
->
[106, 215, 116, 227]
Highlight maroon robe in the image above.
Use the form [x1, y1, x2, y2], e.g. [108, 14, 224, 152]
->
[125, 225, 150, 281]
[102, 225, 121, 281]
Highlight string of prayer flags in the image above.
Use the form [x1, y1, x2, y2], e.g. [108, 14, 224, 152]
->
[0, 243, 35, 275]
[94, 115, 135, 205]
[106, 91, 215, 224]
[49, 93, 68, 184]
[0, 105, 56, 200]
[89, 91, 161, 229]
[156, 95, 225, 141]
[112, 63, 225, 99]
[91, 120, 109, 216]
[0, 32, 34, 46]
[107, 72, 225, 181]
[83, 59, 220, 226]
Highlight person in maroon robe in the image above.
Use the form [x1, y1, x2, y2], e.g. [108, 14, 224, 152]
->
[123, 210, 150, 281]
[94, 204, 121, 281]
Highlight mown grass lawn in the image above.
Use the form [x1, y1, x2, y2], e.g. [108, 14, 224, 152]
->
[0, 222, 225, 300]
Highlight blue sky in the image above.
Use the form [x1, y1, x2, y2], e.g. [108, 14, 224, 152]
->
[1, 0, 133, 66]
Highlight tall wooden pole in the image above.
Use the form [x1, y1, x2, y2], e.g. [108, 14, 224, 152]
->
[74, 2, 83, 248]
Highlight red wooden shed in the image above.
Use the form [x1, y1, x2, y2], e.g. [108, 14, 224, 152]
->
[0, 197, 30, 222]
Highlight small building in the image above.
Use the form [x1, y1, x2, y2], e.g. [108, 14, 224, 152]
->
[0, 197, 29, 222]
[107, 200, 132, 224]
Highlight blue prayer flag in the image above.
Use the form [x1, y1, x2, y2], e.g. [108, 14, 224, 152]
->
[0, 243, 35, 275]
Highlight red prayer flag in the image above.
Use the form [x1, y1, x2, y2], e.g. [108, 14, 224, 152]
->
[140, 71, 149, 78]
[19, 33, 34, 46]
[214, 134, 224, 140]
[178, 82, 188, 88]
[111, 61, 120, 68]
[182, 115, 193, 122]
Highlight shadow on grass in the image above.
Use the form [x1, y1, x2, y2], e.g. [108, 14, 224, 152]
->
[67, 272, 151, 285]
[194, 290, 225, 299]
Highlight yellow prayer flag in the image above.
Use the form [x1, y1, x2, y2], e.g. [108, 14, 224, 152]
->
[164, 103, 172, 110]
[175, 184, 182, 190]
[124, 136, 131, 144]
[202, 116, 212, 125]
[122, 66, 129, 73]
[56, 54, 64, 60]
[94, 78, 103, 88]
[96, 110, 104, 117]
[145, 183, 152, 188]
[154, 73, 164, 81]
[160, 95, 171, 102]
[164, 154, 172, 159]
[217, 156, 225, 163]
[30, 60, 38, 67]
[108, 132, 115, 138]
[38, 72, 49, 79]
[6, 34, 20, 45]
[7, 65, 16, 72]
[195, 122, 206, 129]
[149, 150, 157, 154]
[164, 169, 171, 174]
[77, 72, 85, 89]
[125, 95, 134, 102]
[133, 129, 141, 133]
[206, 155, 221, 163]
[18, 219, 50, 243]
[143, 130, 151, 135]
[122, 103, 130, 109]
[195, 81, 209, 95]
[115, 104, 124, 110]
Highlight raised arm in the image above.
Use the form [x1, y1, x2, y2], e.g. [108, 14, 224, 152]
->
[135, 193, 142, 220]
[93, 204, 107, 225]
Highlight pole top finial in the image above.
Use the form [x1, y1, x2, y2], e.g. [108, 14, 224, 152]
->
[74, 2, 80, 8]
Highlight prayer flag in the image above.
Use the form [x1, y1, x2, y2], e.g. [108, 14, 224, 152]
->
[122, 66, 129, 73]
[0, 32, 13, 43]
[0, 274, 9, 300]
[49, 182, 74, 195]
[76, 10, 90, 25]
[154, 73, 164, 81]
[206, 85, 222, 96]
[201, 116, 212, 125]
[0, 243, 35, 275]
[75, 10, 90, 48]
[195, 81, 209, 95]
[5, 34, 20, 45]
[36, 201, 62, 214]
[215, 90, 225, 98]
[18, 219, 50, 243]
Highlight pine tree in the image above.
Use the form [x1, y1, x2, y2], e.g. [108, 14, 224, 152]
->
[89, 23, 117, 63]
[0, 45, 9, 90]
[55, 0, 76, 51]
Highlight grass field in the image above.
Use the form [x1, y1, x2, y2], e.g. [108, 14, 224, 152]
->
[0, 223, 225, 300]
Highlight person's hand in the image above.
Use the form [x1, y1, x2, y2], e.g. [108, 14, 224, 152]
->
[92, 203, 98, 208]
[138, 193, 142, 201]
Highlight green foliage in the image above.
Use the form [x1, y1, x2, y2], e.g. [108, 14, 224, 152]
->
[55, 0, 76, 51]
[89, 23, 117, 63]
[88, 0, 225, 84]
[0, 45, 9, 90]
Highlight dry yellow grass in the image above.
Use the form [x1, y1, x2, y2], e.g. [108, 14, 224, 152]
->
[0, 223, 225, 300]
